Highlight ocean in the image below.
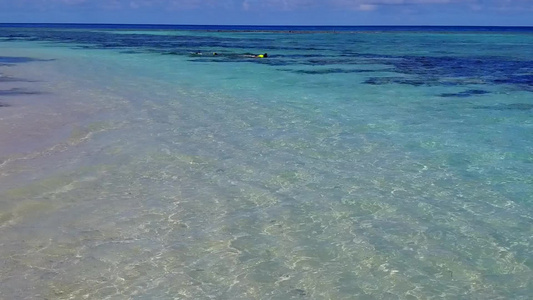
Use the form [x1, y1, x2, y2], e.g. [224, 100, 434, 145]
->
[0, 24, 532, 299]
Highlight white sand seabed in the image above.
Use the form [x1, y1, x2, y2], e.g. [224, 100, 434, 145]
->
[0, 53, 117, 193]
[0, 48, 148, 299]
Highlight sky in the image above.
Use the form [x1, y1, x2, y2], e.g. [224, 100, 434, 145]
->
[0, 0, 532, 26]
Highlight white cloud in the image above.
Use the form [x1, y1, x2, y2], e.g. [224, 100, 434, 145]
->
[1, 0, 531, 12]
[358, 4, 377, 11]
[58, 0, 87, 4]
[330, 0, 471, 11]
[234, 0, 475, 11]
[242, 0, 250, 10]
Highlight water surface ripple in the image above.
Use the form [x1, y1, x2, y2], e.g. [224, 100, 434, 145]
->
[0, 25, 532, 299]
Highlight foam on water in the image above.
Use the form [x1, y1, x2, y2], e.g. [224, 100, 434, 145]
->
[0, 26, 532, 299]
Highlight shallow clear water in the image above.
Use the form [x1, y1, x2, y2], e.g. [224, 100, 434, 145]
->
[0, 25, 532, 299]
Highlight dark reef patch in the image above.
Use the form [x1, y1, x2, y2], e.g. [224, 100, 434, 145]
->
[439, 89, 490, 98]
[0, 56, 37, 64]
[292, 68, 377, 75]
[1, 27, 532, 92]
[0, 76, 35, 83]
[119, 50, 143, 54]
[374, 55, 533, 91]
[0, 88, 41, 96]
[474, 103, 533, 111]
[493, 74, 533, 85]
[364, 77, 440, 87]
[0, 56, 53, 64]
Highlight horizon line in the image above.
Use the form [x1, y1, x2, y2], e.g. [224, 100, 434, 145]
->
[1, 22, 532, 28]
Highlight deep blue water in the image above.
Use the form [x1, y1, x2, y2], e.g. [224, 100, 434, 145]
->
[1, 24, 532, 94]
[2, 23, 533, 33]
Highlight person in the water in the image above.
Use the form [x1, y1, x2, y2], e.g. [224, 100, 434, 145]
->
[243, 53, 268, 58]
[194, 52, 266, 58]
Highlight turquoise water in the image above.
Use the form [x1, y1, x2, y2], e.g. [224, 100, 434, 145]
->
[0, 25, 532, 299]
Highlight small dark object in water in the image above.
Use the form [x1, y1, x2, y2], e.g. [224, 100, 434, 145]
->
[364, 77, 403, 85]
[0, 102, 10, 107]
